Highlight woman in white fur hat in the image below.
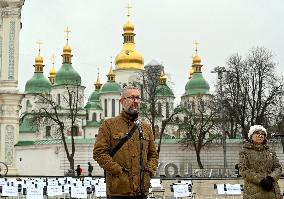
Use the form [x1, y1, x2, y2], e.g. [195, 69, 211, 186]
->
[239, 125, 282, 199]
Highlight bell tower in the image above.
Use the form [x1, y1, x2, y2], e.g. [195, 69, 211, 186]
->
[0, 0, 25, 174]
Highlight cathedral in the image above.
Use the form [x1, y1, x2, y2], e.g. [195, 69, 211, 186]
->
[0, 1, 211, 175]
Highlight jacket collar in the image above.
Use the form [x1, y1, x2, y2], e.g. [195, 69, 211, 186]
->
[243, 141, 269, 151]
[120, 110, 139, 124]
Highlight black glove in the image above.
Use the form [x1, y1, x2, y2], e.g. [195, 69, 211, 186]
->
[266, 176, 275, 183]
[260, 177, 274, 191]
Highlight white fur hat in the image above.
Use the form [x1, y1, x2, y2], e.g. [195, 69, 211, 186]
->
[248, 125, 267, 138]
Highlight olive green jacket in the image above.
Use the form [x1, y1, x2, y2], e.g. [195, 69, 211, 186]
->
[93, 111, 159, 196]
[239, 141, 282, 199]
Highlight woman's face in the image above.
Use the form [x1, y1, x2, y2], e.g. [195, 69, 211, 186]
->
[251, 130, 266, 144]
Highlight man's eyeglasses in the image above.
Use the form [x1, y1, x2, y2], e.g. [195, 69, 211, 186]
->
[124, 96, 141, 101]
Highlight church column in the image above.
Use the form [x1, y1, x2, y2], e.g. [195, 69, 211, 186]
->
[0, 0, 25, 175]
[0, 0, 25, 90]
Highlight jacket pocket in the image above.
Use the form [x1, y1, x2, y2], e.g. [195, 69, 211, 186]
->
[111, 171, 132, 194]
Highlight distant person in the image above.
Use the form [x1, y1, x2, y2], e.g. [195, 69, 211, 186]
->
[239, 125, 282, 199]
[75, 165, 82, 177]
[88, 162, 93, 177]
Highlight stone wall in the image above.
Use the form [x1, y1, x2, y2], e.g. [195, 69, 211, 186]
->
[15, 139, 284, 176]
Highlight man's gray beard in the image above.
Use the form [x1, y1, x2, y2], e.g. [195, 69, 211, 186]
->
[127, 107, 139, 115]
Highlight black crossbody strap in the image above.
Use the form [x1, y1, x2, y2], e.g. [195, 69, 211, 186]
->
[109, 124, 138, 157]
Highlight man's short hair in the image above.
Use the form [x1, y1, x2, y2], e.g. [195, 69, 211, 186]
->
[121, 86, 140, 97]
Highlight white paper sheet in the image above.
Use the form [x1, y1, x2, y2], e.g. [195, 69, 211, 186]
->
[71, 186, 87, 199]
[150, 179, 162, 188]
[2, 186, 18, 197]
[173, 184, 191, 197]
[95, 183, 106, 197]
[26, 187, 43, 199]
[47, 185, 63, 196]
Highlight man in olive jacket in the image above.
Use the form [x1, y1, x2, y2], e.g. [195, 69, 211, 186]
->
[93, 87, 159, 198]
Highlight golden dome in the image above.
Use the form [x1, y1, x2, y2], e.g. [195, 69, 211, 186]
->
[192, 55, 201, 64]
[96, 76, 101, 85]
[160, 70, 167, 85]
[35, 55, 43, 65]
[49, 65, 56, 76]
[95, 73, 102, 90]
[189, 67, 195, 78]
[114, 15, 144, 70]
[123, 21, 134, 32]
[115, 44, 144, 70]
[160, 70, 167, 80]
[63, 44, 72, 55]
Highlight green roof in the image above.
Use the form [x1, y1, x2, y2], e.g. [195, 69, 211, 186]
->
[54, 63, 81, 86]
[25, 73, 51, 94]
[19, 117, 38, 133]
[85, 89, 102, 110]
[15, 140, 35, 146]
[15, 138, 96, 146]
[154, 138, 182, 144]
[100, 80, 121, 94]
[85, 102, 103, 110]
[156, 84, 174, 97]
[86, 121, 101, 127]
[15, 138, 244, 147]
[184, 72, 210, 96]
[162, 133, 176, 139]
[88, 89, 100, 101]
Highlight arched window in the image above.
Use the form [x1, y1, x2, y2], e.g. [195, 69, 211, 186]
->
[104, 99, 108, 117]
[200, 100, 205, 112]
[57, 94, 61, 105]
[192, 101, 195, 113]
[166, 102, 169, 118]
[92, 112, 97, 121]
[140, 84, 144, 100]
[26, 100, 30, 111]
[86, 111, 89, 121]
[112, 99, 115, 117]
[46, 126, 51, 137]
[157, 102, 162, 115]
[184, 116, 188, 123]
[71, 126, 79, 136]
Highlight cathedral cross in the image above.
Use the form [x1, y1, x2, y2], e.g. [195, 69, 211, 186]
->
[36, 40, 43, 55]
[64, 27, 71, 44]
[193, 40, 199, 55]
[126, 2, 132, 19]
[51, 54, 55, 65]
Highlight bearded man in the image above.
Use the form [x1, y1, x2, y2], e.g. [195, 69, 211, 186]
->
[93, 86, 159, 199]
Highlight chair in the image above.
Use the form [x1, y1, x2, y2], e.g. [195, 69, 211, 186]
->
[148, 179, 165, 199]
[170, 181, 195, 199]
[214, 184, 242, 199]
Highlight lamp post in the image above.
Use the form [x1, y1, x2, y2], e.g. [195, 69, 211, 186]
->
[211, 66, 227, 175]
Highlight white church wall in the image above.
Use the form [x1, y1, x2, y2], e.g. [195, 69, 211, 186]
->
[19, 133, 36, 141]
[100, 94, 120, 119]
[114, 69, 141, 87]
[16, 145, 61, 175]
[85, 127, 99, 138]
[51, 85, 85, 109]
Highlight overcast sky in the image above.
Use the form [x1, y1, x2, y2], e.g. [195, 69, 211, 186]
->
[18, 0, 284, 104]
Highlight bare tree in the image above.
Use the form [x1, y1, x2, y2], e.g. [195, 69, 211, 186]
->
[138, 63, 163, 137]
[219, 47, 284, 139]
[21, 83, 85, 174]
[179, 96, 221, 169]
[135, 62, 184, 154]
[157, 105, 186, 154]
